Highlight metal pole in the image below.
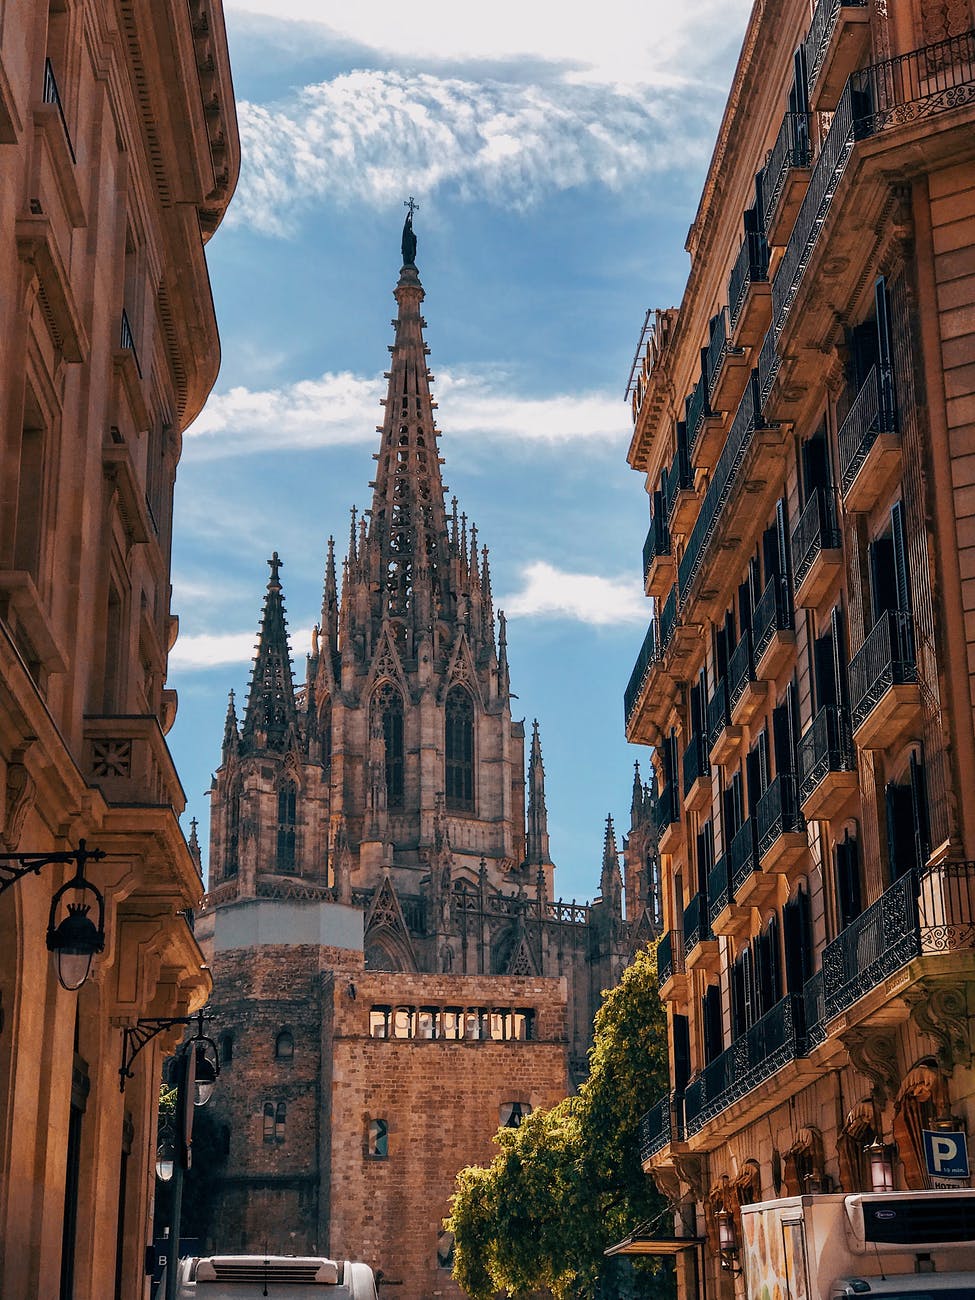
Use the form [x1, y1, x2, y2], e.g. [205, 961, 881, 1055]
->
[165, 1158, 184, 1300]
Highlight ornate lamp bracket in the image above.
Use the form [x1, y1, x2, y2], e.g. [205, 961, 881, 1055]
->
[119, 1016, 191, 1092]
[0, 839, 105, 895]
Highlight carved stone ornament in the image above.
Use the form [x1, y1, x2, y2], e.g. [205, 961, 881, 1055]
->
[673, 1153, 706, 1202]
[906, 980, 972, 1074]
[841, 1028, 900, 1106]
[650, 1164, 682, 1206]
[2, 759, 36, 850]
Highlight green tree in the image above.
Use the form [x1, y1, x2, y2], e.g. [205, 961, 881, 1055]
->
[447, 944, 673, 1299]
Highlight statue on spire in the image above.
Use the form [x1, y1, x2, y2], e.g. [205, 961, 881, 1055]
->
[401, 197, 418, 267]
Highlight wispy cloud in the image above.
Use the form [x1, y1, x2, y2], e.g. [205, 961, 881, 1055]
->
[184, 368, 625, 459]
[503, 561, 645, 626]
[230, 69, 717, 236]
[169, 626, 315, 672]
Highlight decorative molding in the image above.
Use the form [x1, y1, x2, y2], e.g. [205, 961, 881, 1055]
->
[841, 1028, 899, 1105]
[906, 979, 972, 1074]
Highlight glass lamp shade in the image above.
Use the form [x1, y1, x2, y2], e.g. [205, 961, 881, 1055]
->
[193, 1049, 218, 1107]
[866, 1140, 894, 1192]
[156, 1139, 175, 1182]
[717, 1209, 738, 1254]
[48, 904, 103, 990]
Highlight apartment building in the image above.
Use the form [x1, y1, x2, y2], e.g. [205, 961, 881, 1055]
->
[0, 2, 238, 1296]
[623, 1, 975, 1294]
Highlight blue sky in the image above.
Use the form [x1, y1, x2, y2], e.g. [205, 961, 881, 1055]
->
[168, 0, 751, 901]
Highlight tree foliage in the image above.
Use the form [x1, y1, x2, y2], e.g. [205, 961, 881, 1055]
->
[446, 944, 672, 1299]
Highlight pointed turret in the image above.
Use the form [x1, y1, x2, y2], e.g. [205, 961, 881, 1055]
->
[222, 689, 239, 758]
[600, 813, 623, 915]
[241, 552, 298, 753]
[188, 817, 202, 872]
[630, 760, 645, 826]
[321, 536, 338, 653]
[525, 719, 551, 866]
[497, 609, 510, 699]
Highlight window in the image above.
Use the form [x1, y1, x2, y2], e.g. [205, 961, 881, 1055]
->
[499, 1102, 531, 1128]
[834, 832, 862, 930]
[275, 1102, 286, 1144]
[445, 686, 474, 811]
[274, 1029, 294, 1061]
[276, 781, 297, 872]
[219, 1032, 234, 1066]
[263, 1103, 275, 1144]
[374, 683, 404, 808]
[370, 1008, 390, 1039]
[366, 1118, 388, 1159]
[702, 985, 723, 1064]
[885, 751, 929, 880]
[437, 1231, 455, 1271]
[225, 787, 240, 879]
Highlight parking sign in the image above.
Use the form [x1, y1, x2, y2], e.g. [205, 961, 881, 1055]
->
[922, 1129, 970, 1184]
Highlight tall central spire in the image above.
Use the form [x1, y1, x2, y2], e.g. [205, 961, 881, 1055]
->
[365, 216, 452, 624]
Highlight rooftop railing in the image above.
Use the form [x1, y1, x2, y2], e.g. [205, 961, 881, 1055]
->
[849, 609, 916, 731]
[728, 227, 770, 334]
[756, 773, 806, 860]
[838, 364, 897, 493]
[761, 111, 812, 237]
[798, 705, 853, 804]
[791, 488, 842, 590]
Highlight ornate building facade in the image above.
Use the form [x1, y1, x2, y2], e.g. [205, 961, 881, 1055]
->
[621, 1, 975, 1297]
[196, 225, 661, 1297]
[0, 1, 238, 1297]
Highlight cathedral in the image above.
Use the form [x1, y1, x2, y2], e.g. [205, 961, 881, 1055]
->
[194, 216, 661, 1296]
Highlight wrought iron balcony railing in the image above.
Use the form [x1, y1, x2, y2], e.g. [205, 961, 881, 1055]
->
[757, 326, 781, 410]
[678, 372, 765, 606]
[656, 929, 685, 986]
[654, 781, 680, 836]
[43, 58, 76, 163]
[624, 619, 659, 727]
[683, 891, 710, 955]
[849, 609, 917, 731]
[752, 575, 794, 666]
[838, 364, 897, 493]
[642, 510, 671, 585]
[682, 730, 711, 796]
[639, 1093, 685, 1163]
[728, 228, 770, 334]
[791, 488, 842, 590]
[686, 372, 712, 460]
[708, 853, 733, 930]
[756, 773, 806, 860]
[761, 111, 812, 237]
[728, 628, 757, 712]
[731, 818, 759, 894]
[664, 429, 694, 523]
[706, 679, 731, 753]
[798, 706, 854, 804]
[803, 968, 826, 1049]
[804, 0, 869, 95]
[684, 993, 804, 1136]
[120, 309, 143, 379]
[660, 585, 678, 654]
[705, 308, 731, 406]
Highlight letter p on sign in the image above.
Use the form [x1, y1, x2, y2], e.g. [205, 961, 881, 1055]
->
[923, 1129, 970, 1181]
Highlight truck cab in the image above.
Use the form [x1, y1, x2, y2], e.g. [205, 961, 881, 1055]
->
[167, 1254, 379, 1299]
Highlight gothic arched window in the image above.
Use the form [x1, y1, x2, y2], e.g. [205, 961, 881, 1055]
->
[276, 781, 297, 872]
[225, 784, 240, 879]
[375, 683, 404, 808]
[445, 686, 474, 812]
[275, 1029, 294, 1061]
[319, 695, 332, 768]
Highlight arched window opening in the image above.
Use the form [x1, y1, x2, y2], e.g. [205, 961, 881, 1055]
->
[225, 787, 240, 879]
[319, 696, 332, 768]
[275, 1029, 294, 1061]
[445, 687, 474, 812]
[263, 1103, 275, 1144]
[275, 1102, 286, 1144]
[366, 1117, 388, 1159]
[219, 1032, 234, 1066]
[374, 684, 404, 808]
[276, 781, 297, 873]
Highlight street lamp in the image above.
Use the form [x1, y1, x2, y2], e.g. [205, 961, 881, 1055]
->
[865, 1138, 895, 1192]
[0, 841, 106, 990]
[716, 1208, 742, 1276]
[156, 1122, 175, 1183]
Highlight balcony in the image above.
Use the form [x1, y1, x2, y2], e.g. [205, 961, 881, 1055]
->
[753, 576, 795, 680]
[83, 715, 186, 811]
[643, 509, 673, 597]
[624, 618, 659, 740]
[756, 774, 808, 877]
[762, 111, 812, 245]
[684, 994, 805, 1138]
[838, 365, 900, 512]
[664, 428, 697, 535]
[732, 817, 777, 910]
[728, 227, 771, 348]
[707, 679, 742, 766]
[43, 58, 76, 164]
[682, 731, 712, 813]
[640, 1094, 686, 1165]
[655, 780, 684, 855]
[709, 852, 750, 939]
[728, 627, 767, 726]
[849, 610, 920, 748]
[805, 863, 975, 1046]
[656, 929, 688, 1002]
[791, 489, 843, 608]
[798, 706, 857, 820]
[805, 0, 870, 113]
[687, 370, 723, 471]
[706, 306, 749, 416]
[684, 891, 719, 973]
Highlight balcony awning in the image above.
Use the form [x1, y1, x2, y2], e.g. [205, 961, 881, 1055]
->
[604, 1227, 705, 1257]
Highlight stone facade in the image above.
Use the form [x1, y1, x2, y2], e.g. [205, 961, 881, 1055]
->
[196, 228, 662, 1297]
[0, 1, 238, 1297]
[622, 2, 975, 1298]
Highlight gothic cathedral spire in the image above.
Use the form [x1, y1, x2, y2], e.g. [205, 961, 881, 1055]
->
[525, 719, 551, 867]
[241, 552, 298, 753]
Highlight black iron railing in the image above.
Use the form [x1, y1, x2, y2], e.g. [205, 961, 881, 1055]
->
[792, 488, 842, 590]
[120, 309, 143, 378]
[849, 609, 917, 731]
[757, 326, 781, 410]
[705, 308, 736, 407]
[804, 0, 869, 95]
[756, 773, 806, 860]
[731, 818, 759, 895]
[639, 1094, 685, 1162]
[838, 364, 898, 493]
[684, 994, 804, 1135]
[728, 228, 770, 333]
[798, 706, 854, 804]
[728, 628, 757, 712]
[664, 430, 694, 524]
[654, 781, 680, 836]
[656, 929, 685, 986]
[706, 679, 731, 753]
[686, 372, 712, 460]
[683, 730, 711, 796]
[660, 585, 678, 654]
[43, 58, 76, 163]
[683, 891, 710, 956]
[678, 372, 765, 605]
[761, 111, 812, 237]
[642, 510, 671, 586]
[753, 575, 794, 666]
[708, 854, 733, 930]
[624, 619, 659, 727]
[803, 968, 826, 1048]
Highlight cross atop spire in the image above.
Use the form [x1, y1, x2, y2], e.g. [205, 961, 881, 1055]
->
[404, 196, 419, 218]
[268, 551, 282, 584]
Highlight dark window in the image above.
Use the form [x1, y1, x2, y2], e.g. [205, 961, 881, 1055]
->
[835, 832, 862, 930]
[445, 687, 474, 811]
[275, 1102, 286, 1144]
[375, 684, 404, 808]
[672, 1013, 691, 1093]
[263, 1103, 275, 1143]
[885, 751, 930, 881]
[219, 1032, 234, 1066]
[276, 781, 297, 872]
[225, 787, 240, 879]
[702, 985, 723, 1064]
[367, 1118, 388, 1158]
[499, 1102, 530, 1128]
[274, 1029, 294, 1061]
[784, 886, 813, 993]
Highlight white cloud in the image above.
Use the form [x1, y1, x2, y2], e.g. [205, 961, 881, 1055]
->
[502, 561, 645, 626]
[169, 626, 315, 672]
[184, 368, 625, 459]
[229, 69, 717, 236]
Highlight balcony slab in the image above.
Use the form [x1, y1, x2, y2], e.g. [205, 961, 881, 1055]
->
[709, 347, 750, 415]
[762, 833, 810, 882]
[685, 938, 721, 976]
[730, 678, 768, 728]
[684, 774, 712, 816]
[710, 724, 744, 768]
[691, 414, 726, 473]
[801, 769, 859, 822]
[670, 488, 700, 538]
[766, 166, 811, 247]
[711, 900, 753, 940]
[756, 628, 796, 682]
[658, 819, 684, 857]
[735, 869, 780, 911]
[645, 553, 675, 598]
[730, 283, 772, 350]
[852, 682, 922, 751]
[809, 7, 871, 113]
[843, 433, 901, 514]
[795, 546, 844, 608]
[658, 970, 690, 1004]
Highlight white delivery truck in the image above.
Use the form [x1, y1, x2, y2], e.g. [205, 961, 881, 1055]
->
[165, 1254, 379, 1299]
[740, 1190, 975, 1300]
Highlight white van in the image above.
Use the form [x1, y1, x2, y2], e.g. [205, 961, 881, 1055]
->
[169, 1254, 379, 1299]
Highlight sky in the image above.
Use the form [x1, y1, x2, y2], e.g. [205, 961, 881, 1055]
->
[167, 0, 752, 901]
